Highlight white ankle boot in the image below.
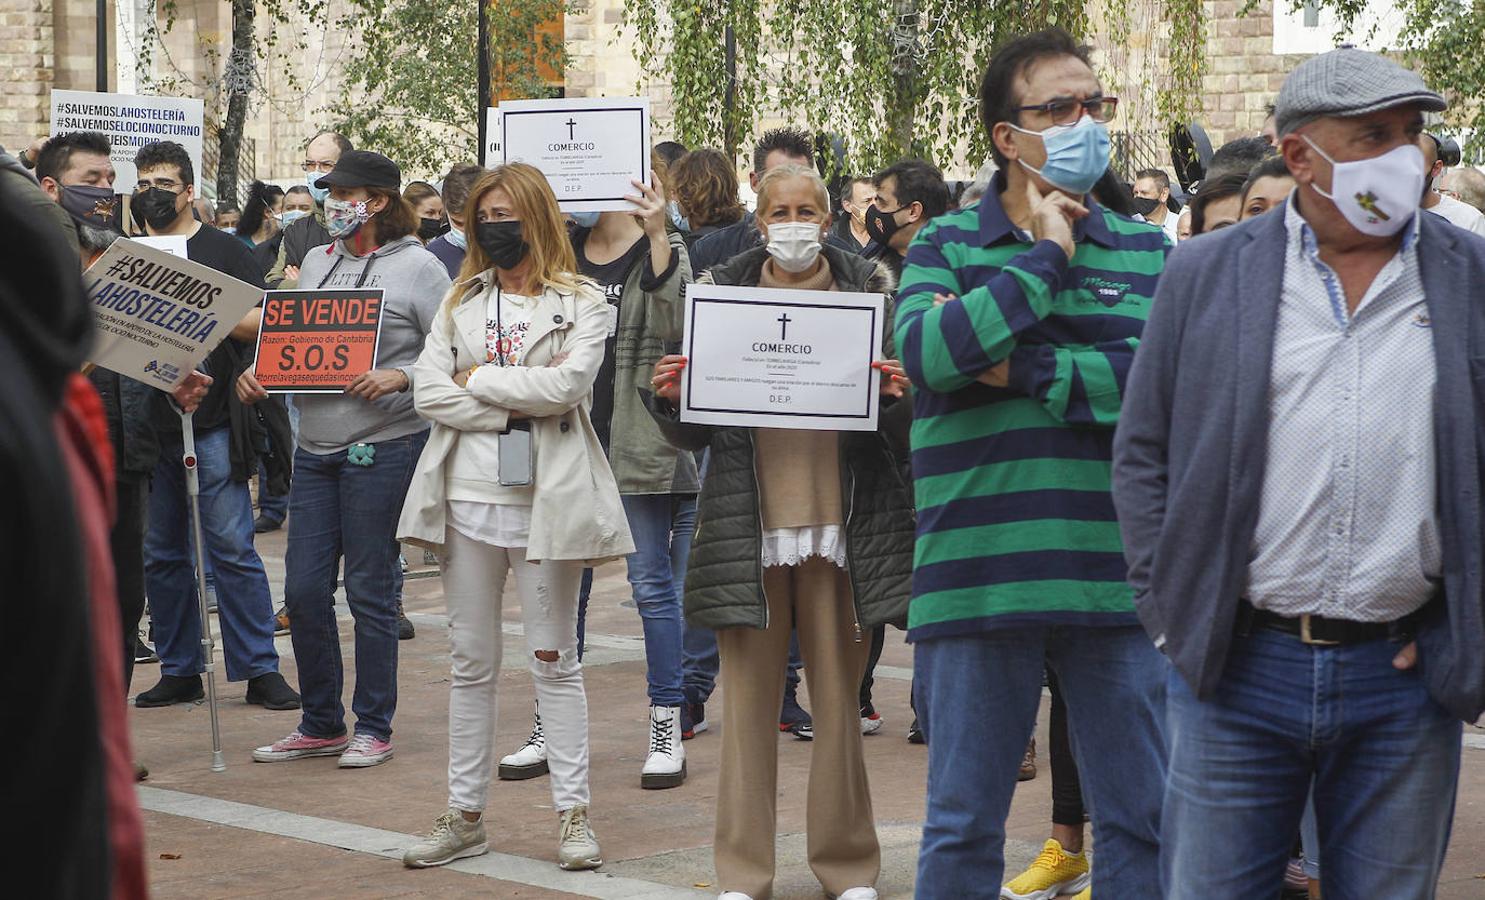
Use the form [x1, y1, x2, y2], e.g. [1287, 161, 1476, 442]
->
[640, 705, 686, 789]
[498, 703, 549, 780]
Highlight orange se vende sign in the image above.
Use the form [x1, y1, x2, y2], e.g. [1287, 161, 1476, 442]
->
[253, 289, 385, 392]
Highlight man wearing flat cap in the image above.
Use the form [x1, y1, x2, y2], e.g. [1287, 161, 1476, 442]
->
[1112, 46, 1485, 897]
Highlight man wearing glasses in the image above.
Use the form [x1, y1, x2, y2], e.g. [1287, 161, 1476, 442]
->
[895, 28, 1169, 898]
[130, 140, 302, 713]
[266, 131, 353, 288]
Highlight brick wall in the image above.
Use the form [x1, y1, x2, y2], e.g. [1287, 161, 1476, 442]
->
[0, 0, 59, 151]
[1199, 0, 1306, 148]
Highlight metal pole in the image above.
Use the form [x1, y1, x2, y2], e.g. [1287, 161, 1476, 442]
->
[181, 411, 226, 773]
[477, 0, 491, 157]
[95, 0, 108, 91]
[723, 24, 737, 156]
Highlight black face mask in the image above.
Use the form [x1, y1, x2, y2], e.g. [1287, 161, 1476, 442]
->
[133, 187, 184, 231]
[60, 184, 122, 231]
[418, 217, 448, 241]
[1132, 196, 1160, 217]
[865, 204, 903, 246]
[475, 220, 529, 270]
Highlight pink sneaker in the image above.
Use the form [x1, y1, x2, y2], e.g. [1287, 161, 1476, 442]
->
[252, 730, 348, 762]
[338, 733, 394, 768]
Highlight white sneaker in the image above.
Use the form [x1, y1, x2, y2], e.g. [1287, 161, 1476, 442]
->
[402, 808, 487, 868]
[640, 705, 686, 789]
[557, 805, 602, 870]
[719, 893, 755, 900]
[836, 889, 879, 900]
[499, 703, 548, 780]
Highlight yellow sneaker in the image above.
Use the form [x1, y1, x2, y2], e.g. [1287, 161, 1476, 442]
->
[1001, 838, 1091, 900]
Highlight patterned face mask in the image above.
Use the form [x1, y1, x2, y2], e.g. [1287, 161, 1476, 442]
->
[324, 197, 371, 240]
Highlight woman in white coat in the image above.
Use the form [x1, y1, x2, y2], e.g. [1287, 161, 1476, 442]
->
[397, 163, 634, 871]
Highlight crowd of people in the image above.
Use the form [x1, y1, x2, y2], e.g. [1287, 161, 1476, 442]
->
[9, 26, 1485, 900]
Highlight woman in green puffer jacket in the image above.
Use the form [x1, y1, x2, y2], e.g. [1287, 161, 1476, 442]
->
[645, 164, 914, 900]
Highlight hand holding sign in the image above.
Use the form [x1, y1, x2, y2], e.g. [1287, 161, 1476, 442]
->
[172, 370, 213, 413]
[346, 369, 409, 401]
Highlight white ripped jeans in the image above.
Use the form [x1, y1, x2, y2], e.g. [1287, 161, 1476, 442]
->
[442, 527, 589, 813]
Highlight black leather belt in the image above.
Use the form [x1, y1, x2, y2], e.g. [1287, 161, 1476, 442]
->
[1236, 599, 1418, 646]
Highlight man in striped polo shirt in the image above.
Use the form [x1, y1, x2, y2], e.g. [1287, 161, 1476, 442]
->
[896, 29, 1170, 898]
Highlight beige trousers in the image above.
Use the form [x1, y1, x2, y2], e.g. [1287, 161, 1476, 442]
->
[714, 556, 880, 899]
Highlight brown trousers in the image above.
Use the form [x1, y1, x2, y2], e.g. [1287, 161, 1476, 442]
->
[715, 557, 881, 899]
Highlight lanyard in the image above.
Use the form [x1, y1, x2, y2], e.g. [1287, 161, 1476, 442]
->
[494, 284, 506, 367]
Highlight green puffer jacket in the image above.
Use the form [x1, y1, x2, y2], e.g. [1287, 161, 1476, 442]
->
[647, 243, 916, 632]
[608, 229, 701, 495]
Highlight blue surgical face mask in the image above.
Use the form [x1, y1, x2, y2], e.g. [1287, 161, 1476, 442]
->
[570, 210, 601, 229]
[306, 171, 330, 205]
[668, 200, 689, 231]
[447, 224, 467, 250]
[279, 209, 310, 226]
[1009, 115, 1112, 195]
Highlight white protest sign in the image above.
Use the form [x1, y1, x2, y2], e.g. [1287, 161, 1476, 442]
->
[83, 238, 264, 392]
[680, 283, 884, 432]
[482, 107, 502, 168]
[50, 90, 205, 190]
[498, 97, 651, 212]
[134, 235, 188, 258]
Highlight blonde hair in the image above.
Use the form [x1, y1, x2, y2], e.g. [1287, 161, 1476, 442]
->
[754, 163, 831, 218]
[450, 163, 582, 308]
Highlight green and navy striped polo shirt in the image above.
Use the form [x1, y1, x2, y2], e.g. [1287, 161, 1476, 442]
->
[895, 178, 1170, 641]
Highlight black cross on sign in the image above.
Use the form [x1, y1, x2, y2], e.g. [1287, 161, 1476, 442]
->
[566, 118, 577, 140]
[778, 313, 792, 340]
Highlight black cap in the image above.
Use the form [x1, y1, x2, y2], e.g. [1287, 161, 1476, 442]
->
[315, 150, 401, 190]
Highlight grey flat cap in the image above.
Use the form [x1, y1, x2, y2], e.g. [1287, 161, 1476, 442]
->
[1276, 46, 1445, 136]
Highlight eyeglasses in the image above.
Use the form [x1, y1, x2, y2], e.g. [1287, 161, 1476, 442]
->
[301, 160, 336, 173]
[136, 178, 182, 192]
[1015, 96, 1119, 126]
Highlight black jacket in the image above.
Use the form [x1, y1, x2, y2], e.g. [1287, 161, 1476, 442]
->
[88, 369, 160, 482]
[687, 212, 761, 277]
[647, 244, 915, 632]
[266, 213, 332, 288]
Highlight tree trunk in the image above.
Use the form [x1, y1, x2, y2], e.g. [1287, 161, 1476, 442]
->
[216, 0, 255, 208]
[887, 0, 918, 158]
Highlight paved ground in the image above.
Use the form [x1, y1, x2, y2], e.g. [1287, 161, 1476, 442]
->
[130, 525, 1485, 898]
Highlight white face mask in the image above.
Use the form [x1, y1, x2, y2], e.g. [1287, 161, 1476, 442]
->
[765, 221, 824, 273]
[1303, 137, 1424, 237]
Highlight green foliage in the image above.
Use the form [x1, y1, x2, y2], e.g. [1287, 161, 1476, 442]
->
[330, 0, 567, 178]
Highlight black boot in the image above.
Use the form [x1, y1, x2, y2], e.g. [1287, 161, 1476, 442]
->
[397, 603, 415, 640]
[135, 673, 204, 708]
[245, 672, 301, 710]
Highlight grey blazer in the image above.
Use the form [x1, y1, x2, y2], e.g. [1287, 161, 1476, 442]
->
[1112, 200, 1485, 722]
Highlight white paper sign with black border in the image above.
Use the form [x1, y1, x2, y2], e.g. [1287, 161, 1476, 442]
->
[680, 283, 884, 432]
[497, 97, 651, 212]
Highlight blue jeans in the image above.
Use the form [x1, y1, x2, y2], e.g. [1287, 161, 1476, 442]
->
[1163, 627, 1461, 899]
[914, 625, 1167, 897]
[258, 457, 288, 523]
[683, 623, 803, 705]
[145, 426, 279, 681]
[620, 493, 697, 707]
[283, 431, 425, 741]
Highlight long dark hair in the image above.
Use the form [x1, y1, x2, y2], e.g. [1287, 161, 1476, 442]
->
[237, 180, 285, 238]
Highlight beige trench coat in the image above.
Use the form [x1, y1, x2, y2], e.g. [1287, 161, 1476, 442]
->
[395, 270, 635, 564]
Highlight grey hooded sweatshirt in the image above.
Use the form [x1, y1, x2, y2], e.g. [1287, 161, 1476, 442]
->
[292, 234, 451, 453]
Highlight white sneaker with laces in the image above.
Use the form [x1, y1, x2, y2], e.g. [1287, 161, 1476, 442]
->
[640, 705, 686, 789]
[557, 805, 602, 870]
[836, 889, 879, 900]
[499, 703, 549, 780]
[402, 809, 487, 868]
